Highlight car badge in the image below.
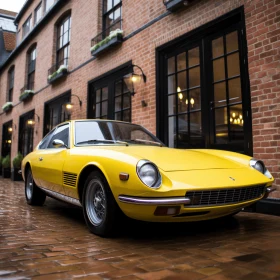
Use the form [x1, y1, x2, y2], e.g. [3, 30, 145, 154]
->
[229, 177, 235, 181]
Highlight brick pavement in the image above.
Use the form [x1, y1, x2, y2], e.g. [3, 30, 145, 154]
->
[0, 179, 280, 280]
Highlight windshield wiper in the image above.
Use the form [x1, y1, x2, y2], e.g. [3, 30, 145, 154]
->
[76, 139, 128, 146]
[133, 139, 163, 147]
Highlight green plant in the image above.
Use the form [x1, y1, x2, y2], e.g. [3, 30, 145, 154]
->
[48, 65, 68, 81]
[2, 102, 13, 112]
[2, 155, 10, 169]
[19, 90, 34, 101]
[12, 152, 23, 168]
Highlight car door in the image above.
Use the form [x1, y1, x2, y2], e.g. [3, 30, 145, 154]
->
[34, 123, 70, 194]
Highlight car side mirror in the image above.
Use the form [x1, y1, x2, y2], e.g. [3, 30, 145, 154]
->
[52, 139, 68, 149]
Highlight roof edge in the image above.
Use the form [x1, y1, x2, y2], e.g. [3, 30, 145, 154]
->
[14, 0, 32, 24]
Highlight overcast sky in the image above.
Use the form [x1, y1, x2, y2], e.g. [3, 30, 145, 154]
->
[1, 0, 27, 13]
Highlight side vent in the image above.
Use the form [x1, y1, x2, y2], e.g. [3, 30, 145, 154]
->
[63, 172, 77, 187]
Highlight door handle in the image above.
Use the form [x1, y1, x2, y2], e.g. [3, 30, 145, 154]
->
[39, 157, 43, 161]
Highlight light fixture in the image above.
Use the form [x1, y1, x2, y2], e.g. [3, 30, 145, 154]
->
[123, 64, 147, 96]
[26, 112, 40, 128]
[64, 94, 82, 114]
[8, 127, 13, 133]
[230, 111, 243, 126]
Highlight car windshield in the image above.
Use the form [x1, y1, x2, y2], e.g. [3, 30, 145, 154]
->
[75, 121, 163, 146]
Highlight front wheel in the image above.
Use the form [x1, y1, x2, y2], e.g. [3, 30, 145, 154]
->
[82, 171, 120, 237]
[25, 168, 46, 206]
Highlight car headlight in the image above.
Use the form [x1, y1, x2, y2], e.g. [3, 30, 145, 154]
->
[250, 159, 272, 179]
[137, 160, 161, 189]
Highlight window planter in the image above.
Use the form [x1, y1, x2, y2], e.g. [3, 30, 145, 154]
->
[2, 102, 13, 113]
[48, 65, 68, 84]
[90, 29, 123, 57]
[163, 0, 192, 12]
[19, 90, 34, 102]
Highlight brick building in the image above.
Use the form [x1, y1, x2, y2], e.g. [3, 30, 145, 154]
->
[0, 0, 279, 198]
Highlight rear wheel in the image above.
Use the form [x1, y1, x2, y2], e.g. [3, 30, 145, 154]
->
[25, 168, 46, 206]
[82, 171, 120, 237]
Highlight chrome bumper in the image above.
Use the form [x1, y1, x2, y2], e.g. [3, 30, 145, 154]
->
[118, 195, 190, 205]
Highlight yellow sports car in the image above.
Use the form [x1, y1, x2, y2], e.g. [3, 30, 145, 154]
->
[22, 120, 275, 236]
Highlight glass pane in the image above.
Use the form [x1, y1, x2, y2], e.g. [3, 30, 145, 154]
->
[168, 57, 175, 74]
[102, 87, 108, 100]
[189, 88, 201, 111]
[212, 37, 224, 58]
[106, 0, 112, 11]
[189, 66, 200, 88]
[213, 58, 225, 82]
[227, 53, 240, 78]
[115, 112, 121, 120]
[188, 47, 199, 67]
[115, 96, 121, 111]
[177, 71, 187, 91]
[63, 32, 68, 46]
[115, 80, 122, 96]
[168, 94, 176, 115]
[114, 0, 121, 5]
[229, 105, 244, 141]
[226, 31, 238, 53]
[95, 103, 100, 118]
[102, 101, 108, 116]
[177, 52, 186, 71]
[168, 116, 176, 148]
[215, 107, 228, 144]
[123, 110, 130, 122]
[96, 89, 101, 102]
[168, 75, 176, 94]
[178, 91, 188, 113]
[228, 78, 241, 104]
[123, 93, 130, 109]
[63, 20, 69, 33]
[190, 112, 202, 147]
[114, 8, 121, 21]
[178, 114, 188, 148]
[214, 82, 226, 106]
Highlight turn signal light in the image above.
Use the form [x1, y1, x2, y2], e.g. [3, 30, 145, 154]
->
[154, 206, 180, 216]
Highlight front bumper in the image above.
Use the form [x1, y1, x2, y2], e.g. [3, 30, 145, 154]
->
[118, 186, 275, 222]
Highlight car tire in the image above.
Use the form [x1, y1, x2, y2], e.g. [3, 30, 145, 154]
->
[25, 168, 46, 206]
[82, 171, 120, 237]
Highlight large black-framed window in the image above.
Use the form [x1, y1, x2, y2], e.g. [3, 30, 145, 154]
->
[18, 110, 34, 157]
[7, 66, 15, 102]
[2, 121, 13, 158]
[27, 46, 36, 90]
[103, 0, 122, 37]
[57, 14, 71, 67]
[157, 8, 252, 155]
[88, 63, 131, 122]
[44, 92, 70, 136]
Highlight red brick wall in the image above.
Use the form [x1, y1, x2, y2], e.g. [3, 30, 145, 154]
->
[0, 0, 279, 196]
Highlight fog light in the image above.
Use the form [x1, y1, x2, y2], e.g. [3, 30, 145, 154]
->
[154, 206, 180, 216]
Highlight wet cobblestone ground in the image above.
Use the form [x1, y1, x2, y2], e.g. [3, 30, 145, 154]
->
[1, 179, 280, 280]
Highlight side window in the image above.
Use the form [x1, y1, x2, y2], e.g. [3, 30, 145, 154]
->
[38, 129, 56, 149]
[47, 124, 69, 148]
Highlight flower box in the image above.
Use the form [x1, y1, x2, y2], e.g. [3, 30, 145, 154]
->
[19, 90, 34, 102]
[163, 0, 190, 12]
[90, 29, 123, 57]
[48, 65, 68, 84]
[2, 102, 13, 113]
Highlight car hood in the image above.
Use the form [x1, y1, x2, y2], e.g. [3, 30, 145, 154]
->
[105, 146, 245, 172]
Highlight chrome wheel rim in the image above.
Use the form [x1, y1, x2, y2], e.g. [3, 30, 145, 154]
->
[85, 179, 106, 226]
[26, 172, 33, 200]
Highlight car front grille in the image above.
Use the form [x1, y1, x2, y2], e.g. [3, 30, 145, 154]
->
[186, 185, 266, 207]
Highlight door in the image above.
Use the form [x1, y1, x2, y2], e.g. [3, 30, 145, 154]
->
[157, 9, 252, 155]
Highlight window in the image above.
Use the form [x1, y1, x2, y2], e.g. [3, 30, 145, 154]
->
[22, 15, 32, 38]
[57, 14, 71, 67]
[7, 66, 14, 102]
[47, 124, 69, 148]
[88, 64, 132, 122]
[44, 93, 70, 136]
[45, 0, 55, 12]
[157, 9, 251, 154]
[38, 129, 55, 149]
[19, 111, 34, 156]
[27, 46, 36, 90]
[103, 0, 122, 37]
[2, 121, 12, 157]
[34, 3, 42, 24]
